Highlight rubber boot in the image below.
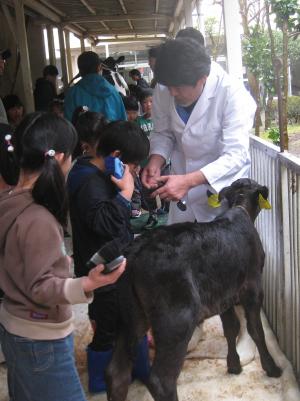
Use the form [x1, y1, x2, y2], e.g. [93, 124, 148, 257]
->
[86, 347, 112, 393]
[132, 336, 150, 383]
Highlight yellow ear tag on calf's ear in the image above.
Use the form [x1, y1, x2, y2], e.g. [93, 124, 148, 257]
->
[207, 193, 221, 208]
[258, 193, 272, 210]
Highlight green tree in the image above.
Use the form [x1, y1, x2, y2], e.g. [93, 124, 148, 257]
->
[204, 16, 223, 61]
[268, 0, 300, 150]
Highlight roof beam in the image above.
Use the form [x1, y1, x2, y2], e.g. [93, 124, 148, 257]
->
[95, 37, 165, 45]
[79, 0, 96, 15]
[89, 29, 168, 35]
[38, 0, 65, 17]
[63, 13, 171, 24]
[24, 0, 61, 23]
[155, 0, 160, 30]
[118, 0, 127, 14]
[169, 0, 184, 32]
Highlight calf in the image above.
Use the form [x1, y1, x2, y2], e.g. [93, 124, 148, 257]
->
[106, 178, 282, 401]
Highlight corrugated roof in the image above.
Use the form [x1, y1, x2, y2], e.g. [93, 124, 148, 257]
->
[21, 0, 183, 42]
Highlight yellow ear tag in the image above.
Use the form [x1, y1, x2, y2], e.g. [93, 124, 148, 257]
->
[258, 193, 272, 209]
[207, 193, 221, 208]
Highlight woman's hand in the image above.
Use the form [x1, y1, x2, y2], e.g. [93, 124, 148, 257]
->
[82, 259, 126, 292]
[111, 164, 134, 201]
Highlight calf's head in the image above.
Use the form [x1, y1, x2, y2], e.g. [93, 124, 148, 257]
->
[218, 178, 271, 221]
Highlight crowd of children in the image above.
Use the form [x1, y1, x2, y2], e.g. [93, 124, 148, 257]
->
[0, 47, 160, 399]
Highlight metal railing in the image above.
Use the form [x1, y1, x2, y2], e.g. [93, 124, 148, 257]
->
[250, 135, 300, 381]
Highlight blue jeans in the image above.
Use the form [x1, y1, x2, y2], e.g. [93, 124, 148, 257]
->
[0, 324, 87, 401]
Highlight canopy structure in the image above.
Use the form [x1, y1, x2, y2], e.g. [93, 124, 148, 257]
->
[0, 0, 243, 111]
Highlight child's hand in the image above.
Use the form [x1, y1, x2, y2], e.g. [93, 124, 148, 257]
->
[82, 259, 126, 292]
[111, 164, 134, 201]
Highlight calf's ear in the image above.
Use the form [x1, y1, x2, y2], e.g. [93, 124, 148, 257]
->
[258, 186, 271, 209]
[207, 192, 221, 208]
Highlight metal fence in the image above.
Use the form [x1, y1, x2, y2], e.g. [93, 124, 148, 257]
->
[250, 135, 300, 381]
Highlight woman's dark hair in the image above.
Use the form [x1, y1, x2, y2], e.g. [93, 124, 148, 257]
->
[74, 109, 108, 148]
[123, 96, 139, 112]
[77, 51, 101, 76]
[96, 121, 149, 164]
[155, 37, 211, 87]
[0, 124, 19, 185]
[15, 112, 78, 226]
[138, 89, 153, 103]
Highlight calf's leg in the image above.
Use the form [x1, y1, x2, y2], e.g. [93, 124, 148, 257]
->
[242, 295, 282, 378]
[148, 310, 197, 401]
[106, 336, 133, 401]
[220, 307, 242, 374]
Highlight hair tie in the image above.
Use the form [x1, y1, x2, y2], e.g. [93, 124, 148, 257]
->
[45, 149, 56, 158]
[79, 105, 89, 117]
[5, 134, 14, 152]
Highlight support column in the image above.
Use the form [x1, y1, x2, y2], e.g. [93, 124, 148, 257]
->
[1, 4, 17, 42]
[58, 26, 68, 88]
[65, 30, 73, 80]
[223, 0, 243, 80]
[184, 0, 193, 27]
[196, 0, 205, 38]
[47, 25, 56, 65]
[13, 0, 34, 112]
[105, 44, 109, 58]
[80, 37, 85, 53]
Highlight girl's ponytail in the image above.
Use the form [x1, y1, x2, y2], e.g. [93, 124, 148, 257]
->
[15, 112, 77, 226]
[32, 154, 68, 226]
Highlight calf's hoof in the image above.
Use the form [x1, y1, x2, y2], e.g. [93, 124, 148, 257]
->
[266, 365, 282, 378]
[227, 364, 242, 375]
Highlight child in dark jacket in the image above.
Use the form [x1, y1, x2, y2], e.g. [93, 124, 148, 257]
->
[67, 120, 150, 393]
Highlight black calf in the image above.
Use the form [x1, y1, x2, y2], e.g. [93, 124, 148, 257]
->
[106, 178, 282, 401]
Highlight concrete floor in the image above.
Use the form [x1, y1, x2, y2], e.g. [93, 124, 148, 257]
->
[0, 304, 299, 401]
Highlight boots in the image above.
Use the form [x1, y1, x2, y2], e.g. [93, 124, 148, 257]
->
[87, 337, 150, 393]
[132, 335, 150, 383]
[86, 347, 112, 393]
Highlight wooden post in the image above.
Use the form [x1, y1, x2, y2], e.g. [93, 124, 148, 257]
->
[13, 0, 35, 112]
[65, 30, 73, 81]
[47, 25, 56, 65]
[1, 4, 17, 42]
[58, 26, 68, 88]
[80, 37, 85, 53]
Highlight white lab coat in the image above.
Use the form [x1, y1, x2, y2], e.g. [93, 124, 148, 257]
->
[150, 62, 257, 224]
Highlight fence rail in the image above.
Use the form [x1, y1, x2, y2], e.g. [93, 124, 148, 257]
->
[250, 135, 300, 381]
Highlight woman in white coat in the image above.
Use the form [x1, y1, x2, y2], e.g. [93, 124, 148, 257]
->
[142, 37, 257, 365]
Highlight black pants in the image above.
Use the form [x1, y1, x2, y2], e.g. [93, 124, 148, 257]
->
[88, 289, 120, 352]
